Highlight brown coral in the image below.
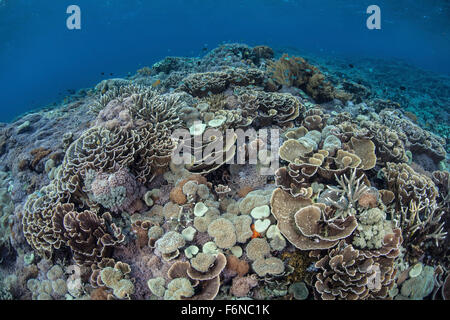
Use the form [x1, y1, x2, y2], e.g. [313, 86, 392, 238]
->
[52, 203, 125, 266]
[169, 186, 187, 205]
[30, 147, 52, 170]
[382, 162, 438, 208]
[187, 252, 227, 281]
[180, 67, 265, 97]
[230, 276, 258, 297]
[294, 205, 357, 241]
[131, 220, 152, 249]
[312, 229, 402, 300]
[379, 109, 446, 164]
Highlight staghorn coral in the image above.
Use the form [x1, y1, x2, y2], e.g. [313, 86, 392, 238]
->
[321, 168, 371, 214]
[390, 198, 447, 263]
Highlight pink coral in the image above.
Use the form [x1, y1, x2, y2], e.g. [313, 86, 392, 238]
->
[85, 168, 145, 213]
[95, 97, 135, 130]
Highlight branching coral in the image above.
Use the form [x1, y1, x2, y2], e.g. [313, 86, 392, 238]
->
[10, 43, 450, 302]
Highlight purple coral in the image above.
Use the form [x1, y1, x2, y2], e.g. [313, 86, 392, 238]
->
[84, 168, 144, 213]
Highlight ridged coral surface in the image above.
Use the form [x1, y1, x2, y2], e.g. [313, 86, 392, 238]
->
[0, 43, 448, 301]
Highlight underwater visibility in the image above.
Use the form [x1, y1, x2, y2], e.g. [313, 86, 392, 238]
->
[0, 0, 449, 303]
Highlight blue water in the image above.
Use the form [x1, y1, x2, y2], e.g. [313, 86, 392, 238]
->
[0, 0, 449, 122]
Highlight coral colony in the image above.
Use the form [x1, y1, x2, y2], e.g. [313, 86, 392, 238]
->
[0, 44, 449, 300]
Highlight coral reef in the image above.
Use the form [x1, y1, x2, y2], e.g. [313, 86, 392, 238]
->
[0, 43, 448, 301]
